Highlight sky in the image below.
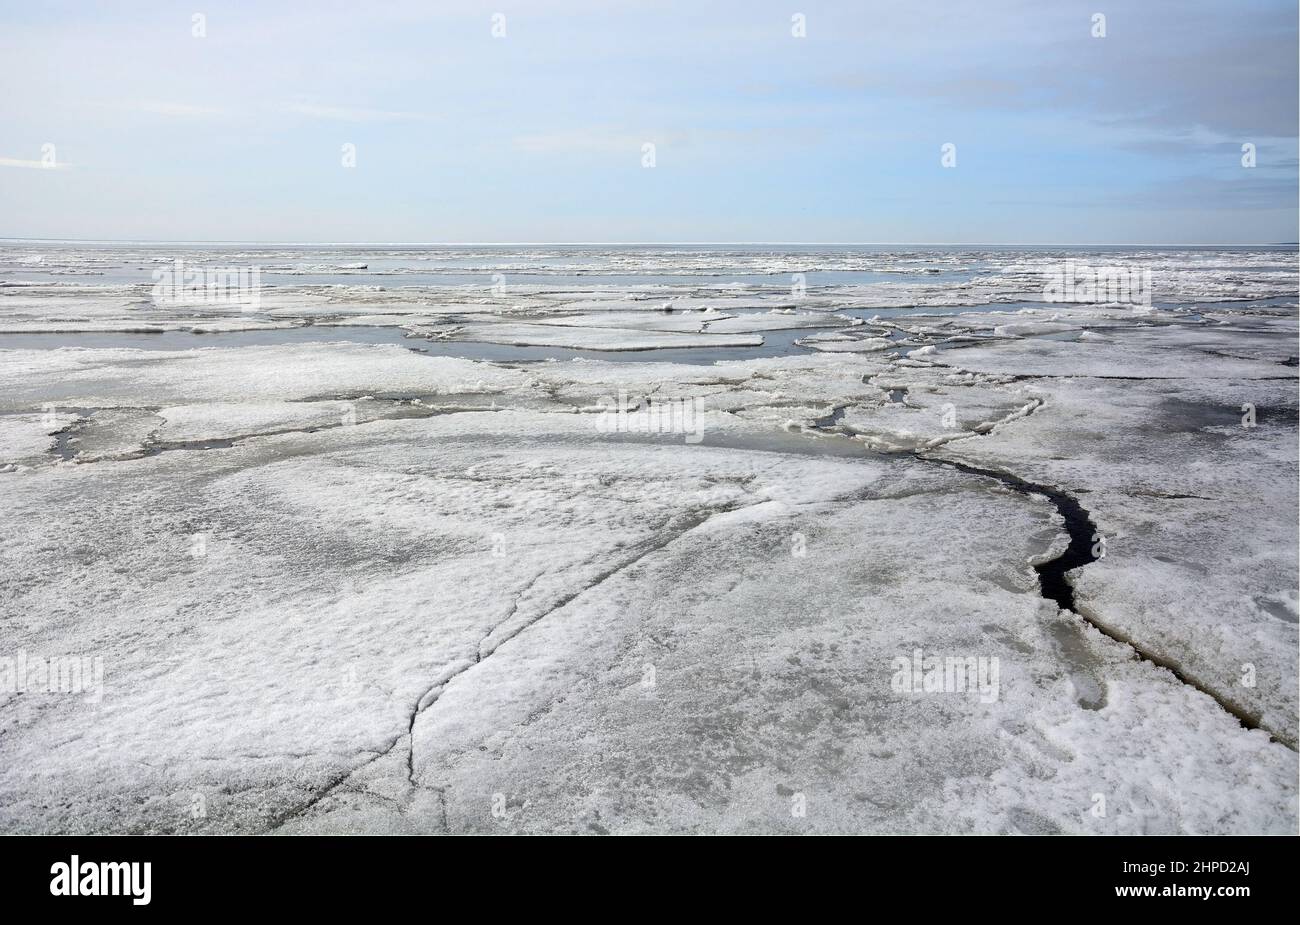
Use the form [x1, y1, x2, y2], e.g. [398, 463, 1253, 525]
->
[1, 0, 1296, 244]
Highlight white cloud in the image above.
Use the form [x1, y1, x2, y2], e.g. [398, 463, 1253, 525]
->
[512, 128, 652, 155]
[279, 102, 428, 122]
[126, 101, 227, 117]
[0, 157, 66, 169]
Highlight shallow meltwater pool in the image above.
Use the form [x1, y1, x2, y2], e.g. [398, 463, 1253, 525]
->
[0, 323, 833, 365]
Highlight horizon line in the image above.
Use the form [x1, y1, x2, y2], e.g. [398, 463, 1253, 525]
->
[2, 237, 1296, 248]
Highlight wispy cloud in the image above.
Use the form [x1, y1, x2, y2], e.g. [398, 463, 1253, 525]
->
[127, 100, 227, 117]
[512, 126, 810, 159]
[1, 0, 1294, 242]
[279, 102, 429, 122]
[513, 128, 655, 155]
[0, 157, 66, 169]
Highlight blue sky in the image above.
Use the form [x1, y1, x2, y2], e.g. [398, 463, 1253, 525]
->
[1, 0, 1296, 244]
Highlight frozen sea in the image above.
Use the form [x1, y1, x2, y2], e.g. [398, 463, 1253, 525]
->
[0, 242, 1296, 833]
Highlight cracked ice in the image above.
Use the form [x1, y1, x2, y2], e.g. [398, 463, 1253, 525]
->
[0, 244, 1296, 834]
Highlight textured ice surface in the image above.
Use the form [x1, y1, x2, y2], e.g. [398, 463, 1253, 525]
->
[410, 321, 764, 352]
[1, 245, 1296, 834]
[797, 331, 894, 353]
[925, 371, 1299, 744]
[0, 412, 77, 466]
[938, 312, 1298, 380]
[0, 344, 531, 409]
[526, 310, 850, 335]
[3, 401, 1292, 835]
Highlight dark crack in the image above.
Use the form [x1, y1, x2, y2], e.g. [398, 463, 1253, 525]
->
[924, 454, 1292, 750]
[806, 366, 1292, 750]
[927, 457, 1096, 613]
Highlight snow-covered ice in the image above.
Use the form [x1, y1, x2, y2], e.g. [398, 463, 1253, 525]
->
[1, 244, 1295, 834]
